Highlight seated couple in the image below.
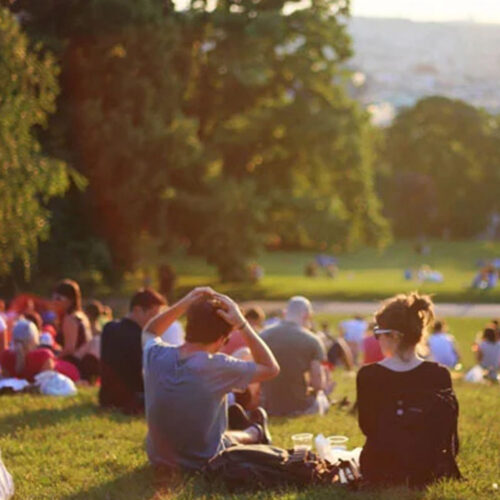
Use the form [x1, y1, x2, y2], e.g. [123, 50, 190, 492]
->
[142, 287, 279, 471]
[142, 288, 461, 489]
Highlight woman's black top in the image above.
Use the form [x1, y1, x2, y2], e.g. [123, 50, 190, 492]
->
[357, 361, 456, 485]
[56, 313, 90, 351]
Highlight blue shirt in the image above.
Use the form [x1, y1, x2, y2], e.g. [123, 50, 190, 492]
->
[143, 337, 256, 470]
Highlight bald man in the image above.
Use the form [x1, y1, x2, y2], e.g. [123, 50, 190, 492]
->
[260, 296, 328, 416]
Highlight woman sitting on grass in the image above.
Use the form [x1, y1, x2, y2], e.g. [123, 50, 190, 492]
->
[357, 292, 461, 487]
[0, 319, 54, 381]
[52, 279, 93, 380]
[476, 327, 500, 381]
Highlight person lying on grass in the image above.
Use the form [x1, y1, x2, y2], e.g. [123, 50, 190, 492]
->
[141, 287, 280, 471]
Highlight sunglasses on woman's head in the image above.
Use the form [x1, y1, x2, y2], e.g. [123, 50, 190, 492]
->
[373, 327, 401, 340]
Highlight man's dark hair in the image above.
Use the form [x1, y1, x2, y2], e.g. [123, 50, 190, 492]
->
[244, 306, 265, 324]
[85, 300, 104, 322]
[185, 300, 232, 344]
[433, 320, 446, 333]
[483, 327, 496, 344]
[129, 288, 166, 311]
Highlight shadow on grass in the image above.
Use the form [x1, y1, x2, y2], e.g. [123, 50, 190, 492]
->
[0, 401, 95, 437]
[0, 400, 144, 437]
[61, 465, 155, 500]
[61, 466, 217, 500]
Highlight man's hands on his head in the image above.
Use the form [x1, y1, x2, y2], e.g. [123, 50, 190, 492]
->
[213, 293, 246, 329]
[214, 293, 280, 383]
[143, 286, 216, 341]
[184, 286, 217, 306]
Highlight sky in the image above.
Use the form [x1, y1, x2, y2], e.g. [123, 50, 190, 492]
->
[351, 0, 500, 24]
[173, 0, 500, 24]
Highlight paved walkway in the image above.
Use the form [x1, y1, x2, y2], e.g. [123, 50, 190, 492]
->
[241, 300, 500, 318]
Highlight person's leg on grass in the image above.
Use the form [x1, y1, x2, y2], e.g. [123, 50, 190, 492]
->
[228, 403, 252, 430]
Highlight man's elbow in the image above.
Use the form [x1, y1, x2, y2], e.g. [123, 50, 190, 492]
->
[260, 363, 280, 382]
[270, 363, 280, 378]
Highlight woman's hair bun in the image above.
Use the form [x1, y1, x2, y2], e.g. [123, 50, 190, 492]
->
[408, 292, 434, 326]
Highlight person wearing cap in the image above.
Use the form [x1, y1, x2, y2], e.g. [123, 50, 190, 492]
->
[39, 332, 59, 355]
[0, 319, 55, 381]
[260, 296, 329, 416]
[142, 287, 279, 471]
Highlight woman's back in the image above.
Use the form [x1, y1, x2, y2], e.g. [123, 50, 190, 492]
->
[58, 311, 92, 355]
[478, 340, 500, 370]
[357, 361, 459, 486]
[357, 361, 451, 432]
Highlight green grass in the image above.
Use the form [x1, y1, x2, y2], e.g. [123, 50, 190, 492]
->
[126, 240, 500, 304]
[1, 316, 499, 499]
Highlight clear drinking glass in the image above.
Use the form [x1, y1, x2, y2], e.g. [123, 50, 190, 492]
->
[291, 433, 313, 452]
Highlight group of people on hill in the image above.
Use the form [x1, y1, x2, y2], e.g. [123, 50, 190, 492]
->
[2, 281, 489, 487]
[0, 280, 112, 385]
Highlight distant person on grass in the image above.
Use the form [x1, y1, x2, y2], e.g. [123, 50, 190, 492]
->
[339, 315, 368, 365]
[427, 320, 460, 369]
[52, 279, 93, 379]
[99, 288, 166, 414]
[220, 306, 266, 410]
[0, 319, 54, 381]
[142, 287, 279, 471]
[160, 299, 185, 346]
[260, 296, 330, 416]
[357, 293, 461, 487]
[476, 327, 500, 381]
[362, 322, 384, 365]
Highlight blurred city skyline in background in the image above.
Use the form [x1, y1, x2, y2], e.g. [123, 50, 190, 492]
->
[174, 0, 500, 24]
[352, 0, 500, 24]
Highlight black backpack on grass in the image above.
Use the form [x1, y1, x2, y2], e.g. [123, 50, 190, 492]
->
[360, 387, 461, 487]
[204, 444, 360, 492]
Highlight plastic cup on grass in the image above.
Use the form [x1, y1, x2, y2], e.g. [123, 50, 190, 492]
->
[292, 433, 313, 452]
[327, 435, 349, 451]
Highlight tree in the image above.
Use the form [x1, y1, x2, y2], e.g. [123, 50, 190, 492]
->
[7, 0, 389, 282]
[174, 0, 390, 263]
[381, 96, 500, 238]
[0, 8, 72, 276]
[7, 0, 202, 274]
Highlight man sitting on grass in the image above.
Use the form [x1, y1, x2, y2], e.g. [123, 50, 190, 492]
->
[99, 288, 166, 414]
[142, 287, 280, 471]
[261, 296, 329, 416]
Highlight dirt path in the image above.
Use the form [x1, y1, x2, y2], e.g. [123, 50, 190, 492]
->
[241, 300, 500, 318]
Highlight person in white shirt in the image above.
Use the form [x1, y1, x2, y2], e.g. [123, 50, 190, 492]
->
[161, 320, 185, 346]
[0, 314, 7, 352]
[427, 320, 459, 368]
[339, 316, 367, 364]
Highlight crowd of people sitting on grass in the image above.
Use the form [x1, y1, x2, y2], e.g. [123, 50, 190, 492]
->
[1, 280, 500, 489]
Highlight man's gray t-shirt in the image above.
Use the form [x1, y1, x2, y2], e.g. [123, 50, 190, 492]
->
[261, 321, 326, 416]
[143, 338, 256, 470]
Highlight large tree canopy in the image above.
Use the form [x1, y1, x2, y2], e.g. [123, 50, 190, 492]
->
[0, 8, 72, 276]
[5, 0, 389, 281]
[380, 96, 500, 238]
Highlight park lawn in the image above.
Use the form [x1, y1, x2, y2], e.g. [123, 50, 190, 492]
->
[127, 240, 500, 303]
[1, 316, 498, 500]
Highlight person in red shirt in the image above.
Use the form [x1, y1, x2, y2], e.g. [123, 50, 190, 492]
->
[220, 306, 266, 410]
[363, 322, 385, 365]
[0, 319, 54, 382]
